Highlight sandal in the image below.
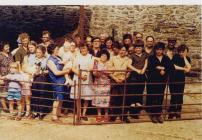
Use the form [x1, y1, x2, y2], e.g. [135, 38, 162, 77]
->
[25, 112, 31, 118]
[81, 116, 88, 121]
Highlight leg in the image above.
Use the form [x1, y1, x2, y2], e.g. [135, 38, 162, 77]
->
[21, 96, 25, 114]
[25, 96, 31, 116]
[9, 100, 14, 114]
[0, 97, 8, 111]
[52, 100, 60, 120]
[82, 100, 89, 116]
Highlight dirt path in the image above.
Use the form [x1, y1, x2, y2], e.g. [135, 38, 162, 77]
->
[0, 118, 201, 140]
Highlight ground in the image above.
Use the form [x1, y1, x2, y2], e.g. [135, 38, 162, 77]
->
[0, 83, 201, 140]
[0, 119, 201, 140]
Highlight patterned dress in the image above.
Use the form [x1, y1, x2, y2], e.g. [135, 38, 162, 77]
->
[0, 52, 13, 97]
[92, 61, 110, 107]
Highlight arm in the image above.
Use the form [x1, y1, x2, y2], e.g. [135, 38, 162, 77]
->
[174, 64, 186, 71]
[22, 56, 36, 75]
[47, 60, 70, 76]
[141, 58, 148, 74]
[184, 56, 191, 70]
[127, 59, 141, 74]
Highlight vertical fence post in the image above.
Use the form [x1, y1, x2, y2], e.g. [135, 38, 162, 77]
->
[73, 80, 76, 125]
[164, 80, 169, 120]
[76, 66, 82, 125]
[121, 71, 127, 123]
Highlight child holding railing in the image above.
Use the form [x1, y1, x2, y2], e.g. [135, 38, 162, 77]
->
[0, 62, 23, 120]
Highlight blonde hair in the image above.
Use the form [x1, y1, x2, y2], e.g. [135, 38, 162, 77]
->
[10, 62, 20, 72]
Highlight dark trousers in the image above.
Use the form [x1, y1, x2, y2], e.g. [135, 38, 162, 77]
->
[168, 82, 185, 113]
[126, 73, 146, 116]
[146, 82, 166, 116]
[110, 81, 127, 120]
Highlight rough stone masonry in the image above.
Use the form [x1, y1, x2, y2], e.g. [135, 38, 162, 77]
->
[85, 5, 201, 80]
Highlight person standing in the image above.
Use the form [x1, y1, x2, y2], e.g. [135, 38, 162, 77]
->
[144, 36, 155, 56]
[127, 40, 148, 119]
[14, 33, 30, 65]
[92, 50, 111, 122]
[146, 42, 174, 123]
[0, 41, 13, 113]
[47, 44, 70, 122]
[168, 44, 191, 119]
[70, 45, 94, 121]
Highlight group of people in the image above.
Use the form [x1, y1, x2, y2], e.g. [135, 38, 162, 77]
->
[0, 30, 191, 124]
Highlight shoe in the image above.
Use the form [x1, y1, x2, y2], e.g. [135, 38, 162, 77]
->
[51, 118, 62, 123]
[168, 113, 175, 119]
[81, 116, 88, 121]
[96, 116, 102, 122]
[20, 112, 26, 117]
[109, 116, 116, 122]
[123, 118, 131, 123]
[2, 109, 9, 113]
[39, 114, 46, 120]
[31, 113, 39, 119]
[150, 115, 158, 123]
[131, 115, 140, 119]
[25, 112, 31, 118]
[175, 113, 181, 119]
[156, 116, 164, 124]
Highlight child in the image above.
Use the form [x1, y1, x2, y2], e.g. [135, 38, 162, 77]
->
[0, 62, 23, 120]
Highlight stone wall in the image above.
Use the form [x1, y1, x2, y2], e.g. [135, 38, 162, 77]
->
[85, 5, 201, 77]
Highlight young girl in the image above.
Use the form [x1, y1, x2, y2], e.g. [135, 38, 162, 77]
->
[92, 50, 111, 122]
[0, 62, 23, 120]
[21, 41, 37, 117]
[71, 45, 94, 121]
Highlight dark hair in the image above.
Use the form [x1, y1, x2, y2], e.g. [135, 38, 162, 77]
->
[36, 45, 46, 55]
[97, 49, 110, 60]
[105, 36, 114, 43]
[47, 44, 57, 55]
[0, 41, 9, 52]
[134, 40, 144, 48]
[177, 44, 189, 53]
[113, 41, 121, 49]
[146, 35, 154, 41]
[123, 33, 132, 41]
[92, 37, 100, 42]
[154, 42, 165, 50]
[120, 45, 128, 51]
[42, 30, 51, 36]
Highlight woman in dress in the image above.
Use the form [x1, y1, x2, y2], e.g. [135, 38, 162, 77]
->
[31, 45, 51, 120]
[21, 41, 37, 117]
[0, 41, 13, 113]
[46, 44, 70, 122]
[92, 49, 111, 122]
[71, 45, 94, 121]
[168, 44, 191, 119]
